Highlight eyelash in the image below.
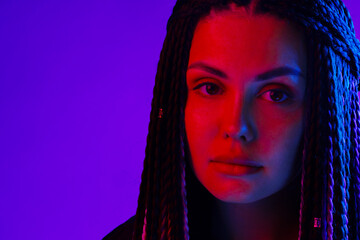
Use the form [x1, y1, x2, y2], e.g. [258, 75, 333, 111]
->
[193, 81, 292, 103]
[258, 88, 291, 103]
[193, 82, 223, 96]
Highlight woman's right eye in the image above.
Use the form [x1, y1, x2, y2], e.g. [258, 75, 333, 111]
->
[193, 82, 223, 96]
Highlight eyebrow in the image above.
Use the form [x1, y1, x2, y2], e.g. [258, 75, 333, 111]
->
[187, 62, 304, 81]
[256, 66, 305, 81]
[187, 62, 228, 79]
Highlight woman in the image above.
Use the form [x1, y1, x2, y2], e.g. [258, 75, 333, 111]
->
[104, 0, 360, 239]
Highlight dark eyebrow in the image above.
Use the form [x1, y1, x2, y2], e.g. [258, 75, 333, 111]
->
[256, 66, 305, 81]
[187, 62, 228, 79]
[187, 62, 304, 81]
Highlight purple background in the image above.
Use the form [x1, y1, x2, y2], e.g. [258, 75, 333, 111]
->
[0, 1, 359, 239]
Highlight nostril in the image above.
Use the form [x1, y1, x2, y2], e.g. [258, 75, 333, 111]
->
[223, 124, 255, 143]
[224, 130, 246, 141]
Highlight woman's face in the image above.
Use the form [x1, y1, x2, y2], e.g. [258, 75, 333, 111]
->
[185, 9, 307, 203]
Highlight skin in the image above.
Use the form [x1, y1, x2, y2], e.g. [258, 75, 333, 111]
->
[185, 6, 306, 240]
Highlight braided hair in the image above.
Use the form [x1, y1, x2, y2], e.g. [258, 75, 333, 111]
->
[132, 0, 360, 239]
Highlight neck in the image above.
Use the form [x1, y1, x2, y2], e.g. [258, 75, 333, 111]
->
[211, 181, 300, 240]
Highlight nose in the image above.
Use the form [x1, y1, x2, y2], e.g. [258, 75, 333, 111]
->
[222, 96, 256, 143]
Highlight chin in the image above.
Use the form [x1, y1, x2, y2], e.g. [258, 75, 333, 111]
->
[202, 180, 260, 203]
[211, 191, 263, 204]
[204, 178, 285, 204]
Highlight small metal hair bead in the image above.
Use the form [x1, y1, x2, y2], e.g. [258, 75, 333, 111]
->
[158, 108, 164, 119]
[314, 218, 321, 228]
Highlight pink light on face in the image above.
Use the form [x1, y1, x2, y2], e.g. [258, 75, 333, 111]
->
[185, 6, 307, 203]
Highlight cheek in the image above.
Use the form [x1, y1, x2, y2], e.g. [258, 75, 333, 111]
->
[250, 104, 304, 193]
[185, 100, 214, 148]
[185, 94, 222, 134]
[254, 104, 304, 162]
[185, 97, 220, 170]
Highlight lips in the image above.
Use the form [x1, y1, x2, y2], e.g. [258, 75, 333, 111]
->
[211, 156, 263, 167]
[210, 156, 263, 176]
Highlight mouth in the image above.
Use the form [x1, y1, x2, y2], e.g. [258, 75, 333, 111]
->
[210, 158, 263, 176]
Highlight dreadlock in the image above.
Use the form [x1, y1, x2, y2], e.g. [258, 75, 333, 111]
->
[132, 0, 360, 239]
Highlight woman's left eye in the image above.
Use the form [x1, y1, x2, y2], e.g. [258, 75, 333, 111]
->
[258, 89, 290, 103]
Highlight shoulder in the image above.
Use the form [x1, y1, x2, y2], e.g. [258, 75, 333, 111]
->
[102, 216, 136, 240]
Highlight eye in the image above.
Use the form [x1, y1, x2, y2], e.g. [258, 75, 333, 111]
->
[259, 89, 290, 103]
[193, 82, 223, 96]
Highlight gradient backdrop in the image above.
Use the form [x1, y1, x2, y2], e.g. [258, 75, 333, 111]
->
[0, 1, 359, 239]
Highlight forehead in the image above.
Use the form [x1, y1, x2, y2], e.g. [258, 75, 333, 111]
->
[188, 9, 306, 79]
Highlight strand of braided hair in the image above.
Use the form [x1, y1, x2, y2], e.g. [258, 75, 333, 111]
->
[298, 32, 321, 240]
[133, 5, 204, 239]
[259, 1, 360, 239]
[350, 77, 360, 240]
